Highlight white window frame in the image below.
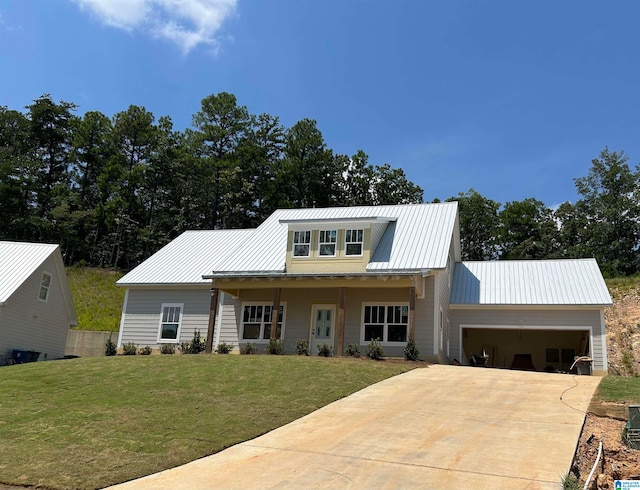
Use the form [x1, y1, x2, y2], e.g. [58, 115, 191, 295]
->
[157, 303, 184, 343]
[345, 229, 364, 256]
[293, 231, 311, 257]
[38, 271, 52, 302]
[360, 302, 409, 346]
[318, 229, 337, 257]
[240, 302, 287, 342]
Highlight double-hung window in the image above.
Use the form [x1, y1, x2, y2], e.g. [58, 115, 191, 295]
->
[158, 303, 183, 342]
[345, 229, 364, 256]
[241, 303, 286, 341]
[293, 231, 311, 257]
[38, 272, 52, 302]
[318, 230, 337, 256]
[362, 304, 409, 344]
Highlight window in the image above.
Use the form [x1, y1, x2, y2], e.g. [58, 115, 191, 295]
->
[38, 272, 52, 302]
[293, 231, 311, 257]
[545, 347, 576, 370]
[318, 230, 337, 256]
[158, 304, 183, 342]
[241, 303, 285, 341]
[345, 229, 364, 256]
[362, 304, 408, 344]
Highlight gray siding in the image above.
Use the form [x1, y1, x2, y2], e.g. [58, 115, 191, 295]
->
[0, 254, 70, 360]
[216, 294, 240, 348]
[449, 307, 606, 372]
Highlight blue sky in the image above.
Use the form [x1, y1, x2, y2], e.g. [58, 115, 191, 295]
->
[1, 0, 638, 207]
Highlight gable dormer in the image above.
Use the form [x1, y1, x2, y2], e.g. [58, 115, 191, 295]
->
[281, 216, 395, 274]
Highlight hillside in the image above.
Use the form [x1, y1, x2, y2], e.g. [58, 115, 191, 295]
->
[67, 267, 124, 331]
[605, 276, 640, 376]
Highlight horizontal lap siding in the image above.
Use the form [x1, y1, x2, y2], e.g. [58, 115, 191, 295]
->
[119, 289, 210, 348]
[217, 294, 240, 348]
[449, 308, 606, 371]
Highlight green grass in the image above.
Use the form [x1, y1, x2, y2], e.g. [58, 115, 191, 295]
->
[589, 375, 640, 419]
[66, 267, 124, 331]
[605, 275, 640, 296]
[0, 355, 416, 489]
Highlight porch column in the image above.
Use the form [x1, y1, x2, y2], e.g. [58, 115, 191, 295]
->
[205, 288, 219, 354]
[409, 286, 416, 337]
[270, 288, 281, 341]
[336, 287, 346, 356]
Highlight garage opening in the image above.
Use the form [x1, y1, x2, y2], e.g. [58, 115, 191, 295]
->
[462, 328, 590, 373]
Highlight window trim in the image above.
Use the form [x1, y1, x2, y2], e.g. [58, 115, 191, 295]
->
[157, 303, 184, 343]
[292, 230, 311, 258]
[360, 302, 409, 346]
[240, 301, 287, 343]
[38, 271, 52, 303]
[318, 229, 337, 257]
[345, 228, 364, 256]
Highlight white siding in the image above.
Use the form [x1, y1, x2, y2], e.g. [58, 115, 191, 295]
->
[217, 294, 240, 348]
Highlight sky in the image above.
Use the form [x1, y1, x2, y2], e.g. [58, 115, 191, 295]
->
[0, 0, 638, 208]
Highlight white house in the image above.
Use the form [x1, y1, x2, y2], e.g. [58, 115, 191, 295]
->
[0, 241, 77, 361]
[116, 202, 611, 374]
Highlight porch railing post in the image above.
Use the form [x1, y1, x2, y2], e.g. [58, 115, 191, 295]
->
[409, 286, 416, 337]
[205, 287, 219, 354]
[337, 287, 346, 356]
[271, 287, 281, 341]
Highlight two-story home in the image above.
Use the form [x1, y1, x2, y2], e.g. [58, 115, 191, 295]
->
[116, 202, 611, 374]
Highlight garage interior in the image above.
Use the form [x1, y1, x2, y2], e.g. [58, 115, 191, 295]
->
[462, 328, 590, 373]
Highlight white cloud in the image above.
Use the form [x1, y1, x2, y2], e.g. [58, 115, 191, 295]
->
[72, 0, 237, 54]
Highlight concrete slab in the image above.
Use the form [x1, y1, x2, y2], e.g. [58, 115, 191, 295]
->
[109, 365, 600, 490]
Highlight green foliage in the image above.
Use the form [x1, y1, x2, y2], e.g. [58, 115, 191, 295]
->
[122, 342, 137, 356]
[104, 335, 117, 356]
[159, 344, 175, 355]
[316, 343, 332, 357]
[345, 343, 361, 357]
[447, 189, 500, 260]
[265, 339, 284, 355]
[365, 338, 384, 360]
[139, 346, 152, 356]
[240, 343, 256, 355]
[622, 351, 637, 377]
[560, 472, 581, 490]
[215, 342, 234, 354]
[294, 339, 309, 356]
[404, 332, 420, 361]
[180, 330, 206, 354]
[66, 267, 124, 331]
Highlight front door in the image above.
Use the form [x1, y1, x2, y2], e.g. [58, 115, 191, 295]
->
[310, 305, 335, 355]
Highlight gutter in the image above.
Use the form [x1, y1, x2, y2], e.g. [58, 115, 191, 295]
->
[203, 269, 433, 280]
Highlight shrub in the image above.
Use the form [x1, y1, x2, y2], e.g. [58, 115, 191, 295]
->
[294, 339, 309, 356]
[122, 342, 137, 356]
[139, 345, 153, 356]
[215, 342, 234, 354]
[240, 343, 256, 355]
[159, 344, 175, 355]
[180, 330, 206, 354]
[345, 343, 360, 357]
[317, 343, 332, 357]
[365, 338, 384, 360]
[404, 332, 420, 361]
[104, 335, 117, 356]
[265, 339, 284, 355]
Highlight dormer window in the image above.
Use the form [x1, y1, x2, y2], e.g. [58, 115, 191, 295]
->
[293, 231, 311, 257]
[318, 230, 337, 256]
[345, 229, 364, 256]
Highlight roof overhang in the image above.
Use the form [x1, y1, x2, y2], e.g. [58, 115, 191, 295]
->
[204, 269, 432, 280]
[279, 216, 396, 230]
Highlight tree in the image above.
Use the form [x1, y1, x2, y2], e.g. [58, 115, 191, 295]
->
[447, 189, 500, 260]
[573, 148, 639, 276]
[372, 164, 423, 205]
[340, 150, 376, 206]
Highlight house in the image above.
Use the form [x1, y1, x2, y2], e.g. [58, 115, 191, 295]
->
[0, 241, 77, 361]
[116, 202, 611, 374]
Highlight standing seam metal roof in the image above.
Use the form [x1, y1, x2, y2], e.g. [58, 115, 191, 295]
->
[0, 241, 59, 303]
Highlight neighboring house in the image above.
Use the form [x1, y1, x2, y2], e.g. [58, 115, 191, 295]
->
[0, 241, 77, 361]
[116, 202, 611, 374]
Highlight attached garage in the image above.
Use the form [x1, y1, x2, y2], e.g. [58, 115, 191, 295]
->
[449, 259, 612, 375]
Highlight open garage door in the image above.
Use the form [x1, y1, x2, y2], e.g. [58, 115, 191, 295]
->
[462, 326, 591, 373]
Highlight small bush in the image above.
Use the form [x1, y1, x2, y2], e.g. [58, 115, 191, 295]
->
[295, 339, 309, 356]
[560, 472, 581, 490]
[104, 335, 117, 356]
[317, 343, 332, 357]
[122, 342, 137, 356]
[365, 338, 384, 360]
[404, 332, 420, 361]
[139, 345, 153, 356]
[240, 343, 256, 355]
[345, 343, 360, 357]
[215, 342, 234, 354]
[265, 339, 284, 355]
[159, 344, 175, 355]
[180, 330, 206, 354]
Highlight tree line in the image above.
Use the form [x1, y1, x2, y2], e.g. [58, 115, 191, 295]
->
[0, 93, 638, 276]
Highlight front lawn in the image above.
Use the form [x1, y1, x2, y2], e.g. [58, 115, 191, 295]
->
[588, 374, 640, 419]
[0, 355, 416, 489]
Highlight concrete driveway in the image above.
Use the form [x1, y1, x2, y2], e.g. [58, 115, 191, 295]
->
[109, 365, 600, 489]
